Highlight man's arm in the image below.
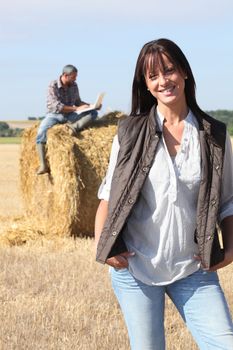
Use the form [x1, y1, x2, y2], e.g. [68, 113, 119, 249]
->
[47, 81, 90, 114]
[61, 104, 89, 113]
[74, 104, 90, 112]
[47, 81, 65, 113]
[73, 85, 90, 111]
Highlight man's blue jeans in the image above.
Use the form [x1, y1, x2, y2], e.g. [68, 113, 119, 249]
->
[36, 110, 98, 144]
[111, 267, 233, 350]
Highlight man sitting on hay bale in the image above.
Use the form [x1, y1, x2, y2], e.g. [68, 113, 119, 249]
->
[36, 64, 102, 175]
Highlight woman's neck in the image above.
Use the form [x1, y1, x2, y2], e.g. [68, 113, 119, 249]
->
[157, 104, 189, 126]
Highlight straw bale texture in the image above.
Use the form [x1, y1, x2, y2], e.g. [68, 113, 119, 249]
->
[20, 114, 119, 238]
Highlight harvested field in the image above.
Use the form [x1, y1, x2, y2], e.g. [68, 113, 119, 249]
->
[0, 144, 24, 217]
[0, 136, 232, 350]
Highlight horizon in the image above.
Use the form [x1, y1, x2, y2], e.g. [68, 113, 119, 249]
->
[1, 107, 233, 123]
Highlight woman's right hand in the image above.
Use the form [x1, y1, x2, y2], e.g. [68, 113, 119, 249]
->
[106, 251, 135, 269]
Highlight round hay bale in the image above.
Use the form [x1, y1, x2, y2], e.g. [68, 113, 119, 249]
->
[19, 115, 118, 237]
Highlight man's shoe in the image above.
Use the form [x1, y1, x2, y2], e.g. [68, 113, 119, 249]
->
[37, 166, 49, 175]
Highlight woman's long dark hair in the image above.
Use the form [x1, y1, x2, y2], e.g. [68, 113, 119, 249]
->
[130, 38, 204, 117]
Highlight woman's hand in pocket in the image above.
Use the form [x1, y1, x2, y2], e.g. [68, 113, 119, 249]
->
[106, 251, 135, 269]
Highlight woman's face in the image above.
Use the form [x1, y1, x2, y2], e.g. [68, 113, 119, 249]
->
[145, 53, 187, 110]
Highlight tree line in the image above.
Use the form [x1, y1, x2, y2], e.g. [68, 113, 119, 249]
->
[0, 110, 233, 137]
[0, 122, 23, 137]
[206, 110, 233, 135]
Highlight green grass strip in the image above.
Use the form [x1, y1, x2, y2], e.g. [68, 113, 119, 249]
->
[0, 137, 21, 144]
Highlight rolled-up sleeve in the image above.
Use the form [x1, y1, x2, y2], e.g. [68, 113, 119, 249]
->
[47, 81, 64, 113]
[219, 133, 233, 221]
[98, 135, 120, 201]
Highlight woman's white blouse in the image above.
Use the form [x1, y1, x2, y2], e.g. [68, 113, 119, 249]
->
[98, 110, 233, 285]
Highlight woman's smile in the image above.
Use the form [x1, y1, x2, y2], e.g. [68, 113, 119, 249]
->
[158, 85, 176, 95]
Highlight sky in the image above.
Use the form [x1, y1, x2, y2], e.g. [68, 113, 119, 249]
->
[1, 0, 233, 120]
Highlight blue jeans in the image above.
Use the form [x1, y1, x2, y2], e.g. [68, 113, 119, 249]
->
[111, 267, 233, 350]
[36, 110, 98, 143]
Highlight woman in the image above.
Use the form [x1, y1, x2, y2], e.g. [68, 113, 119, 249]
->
[95, 38, 233, 349]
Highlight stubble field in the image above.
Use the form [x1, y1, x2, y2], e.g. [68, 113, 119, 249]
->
[0, 144, 232, 350]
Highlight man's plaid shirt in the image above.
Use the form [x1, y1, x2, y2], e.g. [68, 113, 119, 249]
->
[47, 77, 83, 114]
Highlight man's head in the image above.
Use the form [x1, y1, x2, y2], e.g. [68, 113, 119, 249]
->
[61, 64, 78, 86]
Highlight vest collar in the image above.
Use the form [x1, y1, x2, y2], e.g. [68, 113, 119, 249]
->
[148, 105, 161, 135]
[148, 104, 212, 136]
[192, 111, 212, 135]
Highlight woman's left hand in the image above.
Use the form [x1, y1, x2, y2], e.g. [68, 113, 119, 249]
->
[209, 250, 233, 271]
[194, 249, 233, 271]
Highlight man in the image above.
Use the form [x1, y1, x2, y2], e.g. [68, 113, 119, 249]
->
[36, 64, 100, 175]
